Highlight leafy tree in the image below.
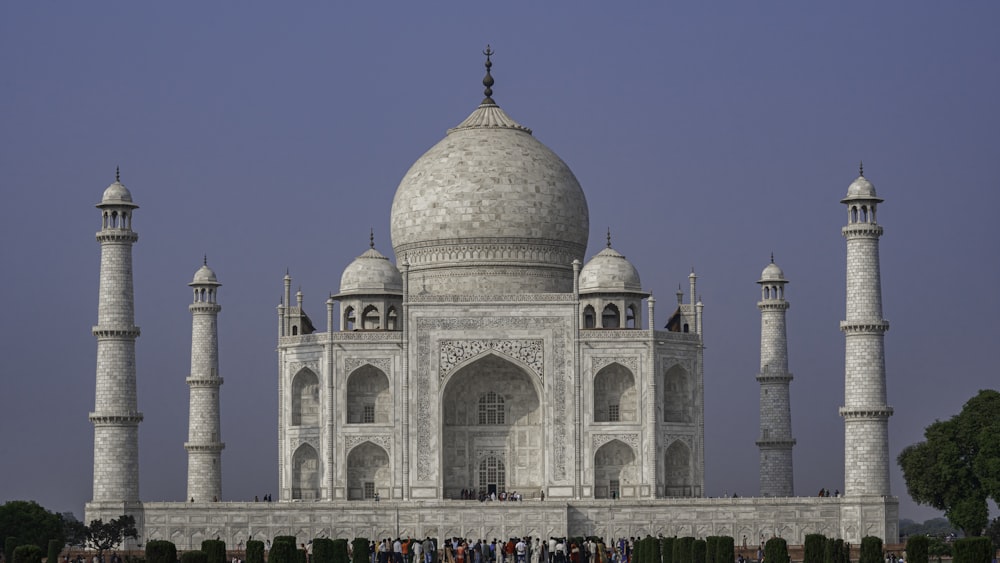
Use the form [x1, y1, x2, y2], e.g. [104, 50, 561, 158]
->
[905, 535, 929, 563]
[13, 545, 43, 563]
[85, 515, 138, 558]
[926, 537, 951, 562]
[985, 517, 1000, 552]
[0, 501, 66, 552]
[898, 389, 1000, 536]
[64, 519, 88, 548]
[7, 537, 21, 563]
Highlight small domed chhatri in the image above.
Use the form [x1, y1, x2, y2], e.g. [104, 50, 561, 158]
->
[842, 161, 882, 202]
[759, 256, 786, 283]
[338, 235, 403, 296]
[579, 232, 643, 293]
[100, 167, 137, 207]
[390, 47, 589, 294]
[191, 257, 221, 286]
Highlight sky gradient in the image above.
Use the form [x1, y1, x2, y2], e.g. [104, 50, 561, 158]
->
[2, 3, 998, 524]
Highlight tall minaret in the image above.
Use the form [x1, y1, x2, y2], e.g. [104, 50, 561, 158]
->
[839, 164, 892, 497]
[185, 258, 224, 502]
[90, 170, 143, 504]
[756, 256, 795, 497]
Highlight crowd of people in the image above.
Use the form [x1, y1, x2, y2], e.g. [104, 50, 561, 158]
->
[368, 536, 637, 563]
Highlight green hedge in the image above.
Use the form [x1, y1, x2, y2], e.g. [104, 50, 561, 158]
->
[312, 538, 335, 563]
[246, 541, 265, 563]
[351, 539, 369, 563]
[146, 540, 178, 563]
[661, 538, 674, 563]
[905, 536, 929, 563]
[13, 545, 42, 563]
[804, 535, 826, 563]
[705, 537, 718, 563]
[270, 539, 297, 563]
[953, 537, 993, 563]
[201, 540, 226, 563]
[692, 540, 707, 563]
[764, 538, 789, 563]
[46, 539, 60, 563]
[859, 537, 882, 563]
[824, 538, 848, 563]
[715, 537, 734, 563]
[674, 538, 695, 563]
[331, 539, 349, 563]
[180, 551, 208, 563]
[7, 537, 21, 563]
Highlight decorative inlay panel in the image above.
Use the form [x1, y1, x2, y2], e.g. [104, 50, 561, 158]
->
[346, 434, 392, 453]
[288, 361, 320, 376]
[289, 436, 319, 453]
[665, 433, 693, 447]
[592, 433, 639, 451]
[591, 356, 638, 374]
[344, 357, 392, 375]
[440, 340, 543, 380]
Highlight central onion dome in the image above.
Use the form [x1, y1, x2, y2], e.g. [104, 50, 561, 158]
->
[390, 49, 589, 294]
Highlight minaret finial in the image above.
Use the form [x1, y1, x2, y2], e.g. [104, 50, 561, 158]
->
[203, 254, 208, 266]
[369, 228, 375, 249]
[482, 45, 495, 104]
[770, 252, 774, 263]
[606, 227, 612, 248]
[115, 166, 120, 183]
[859, 160, 864, 177]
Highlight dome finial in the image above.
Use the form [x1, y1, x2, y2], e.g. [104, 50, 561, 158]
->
[606, 227, 612, 248]
[115, 166, 120, 183]
[369, 228, 375, 249]
[770, 252, 774, 263]
[859, 160, 864, 177]
[482, 44, 495, 104]
[203, 254, 208, 266]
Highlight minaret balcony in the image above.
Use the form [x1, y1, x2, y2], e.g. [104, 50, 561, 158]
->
[95, 230, 139, 243]
[184, 442, 225, 452]
[92, 326, 141, 338]
[186, 376, 224, 387]
[89, 411, 144, 425]
[841, 224, 884, 238]
[839, 406, 894, 419]
[839, 320, 890, 333]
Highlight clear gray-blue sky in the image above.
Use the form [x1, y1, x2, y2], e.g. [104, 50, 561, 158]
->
[2, 3, 998, 524]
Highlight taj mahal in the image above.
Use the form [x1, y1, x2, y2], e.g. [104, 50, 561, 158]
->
[85, 51, 899, 548]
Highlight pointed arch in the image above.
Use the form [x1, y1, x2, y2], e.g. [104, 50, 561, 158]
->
[594, 362, 636, 422]
[663, 364, 692, 423]
[602, 303, 621, 328]
[594, 439, 637, 499]
[362, 305, 380, 330]
[291, 368, 320, 427]
[346, 364, 390, 424]
[346, 441, 389, 500]
[343, 306, 355, 331]
[386, 307, 398, 331]
[664, 440, 693, 497]
[291, 443, 320, 500]
[583, 305, 596, 329]
[626, 304, 637, 328]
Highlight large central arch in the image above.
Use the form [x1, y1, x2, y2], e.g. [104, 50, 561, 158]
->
[441, 353, 543, 499]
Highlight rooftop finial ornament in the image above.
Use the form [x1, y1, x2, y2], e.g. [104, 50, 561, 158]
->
[606, 227, 612, 248]
[203, 254, 208, 266]
[115, 166, 120, 183]
[369, 228, 375, 249]
[859, 160, 864, 177]
[482, 44, 495, 104]
[771, 252, 774, 263]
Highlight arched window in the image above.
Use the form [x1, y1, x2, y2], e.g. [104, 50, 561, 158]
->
[626, 305, 637, 328]
[291, 369, 320, 426]
[478, 391, 505, 425]
[387, 307, 398, 331]
[343, 306, 355, 331]
[764, 286, 770, 299]
[851, 206, 858, 223]
[362, 305, 380, 330]
[663, 365, 691, 423]
[594, 363, 637, 423]
[292, 444, 320, 500]
[664, 441, 693, 497]
[860, 206, 868, 222]
[346, 365, 390, 424]
[583, 305, 596, 329]
[602, 304, 620, 329]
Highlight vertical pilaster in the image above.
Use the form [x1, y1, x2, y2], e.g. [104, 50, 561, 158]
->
[185, 261, 224, 502]
[90, 175, 143, 504]
[756, 259, 795, 497]
[840, 168, 893, 497]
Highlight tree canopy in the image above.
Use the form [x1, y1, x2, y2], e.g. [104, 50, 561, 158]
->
[86, 515, 138, 556]
[898, 389, 1000, 536]
[0, 501, 66, 550]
